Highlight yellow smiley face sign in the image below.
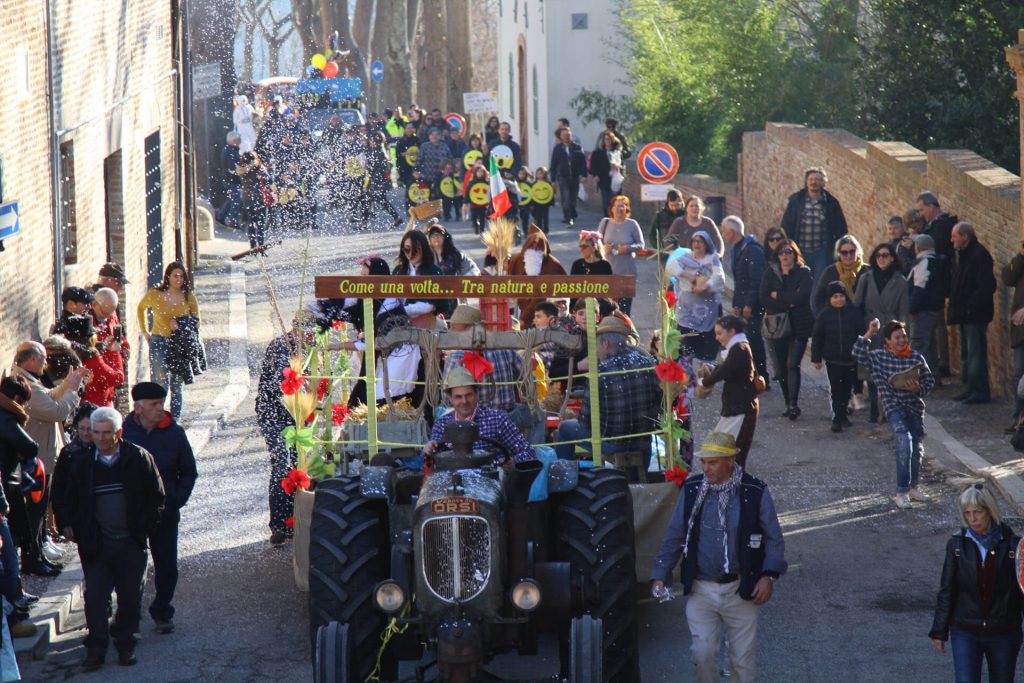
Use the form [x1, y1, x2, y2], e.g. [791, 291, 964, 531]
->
[404, 145, 419, 166]
[490, 145, 514, 170]
[531, 180, 553, 205]
[439, 176, 458, 198]
[346, 157, 366, 178]
[518, 183, 532, 205]
[408, 182, 431, 204]
[463, 149, 482, 170]
[468, 182, 490, 207]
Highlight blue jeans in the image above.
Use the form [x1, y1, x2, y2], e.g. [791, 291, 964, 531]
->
[959, 324, 991, 401]
[149, 335, 184, 419]
[216, 185, 241, 225]
[554, 419, 651, 468]
[950, 626, 1022, 683]
[886, 407, 923, 492]
[0, 518, 19, 604]
[805, 247, 831, 315]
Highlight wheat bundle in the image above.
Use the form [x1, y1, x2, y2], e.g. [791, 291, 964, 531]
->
[482, 216, 517, 275]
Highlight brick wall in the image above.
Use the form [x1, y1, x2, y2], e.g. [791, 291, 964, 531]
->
[0, 1, 182, 383]
[741, 123, 1022, 397]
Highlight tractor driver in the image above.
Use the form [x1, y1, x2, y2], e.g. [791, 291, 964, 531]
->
[423, 367, 535, 465]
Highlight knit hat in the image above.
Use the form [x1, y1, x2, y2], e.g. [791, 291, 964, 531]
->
[449, 305, 482, 326]
[826, 281, 848, 299]
[913, 234, 935, 251]
[131, 381, 168, 401]
[98, 262, 129, 284]
[62, 315, 98, 340]
[443, 366, 478, 392]
[694, 431, 739, 460]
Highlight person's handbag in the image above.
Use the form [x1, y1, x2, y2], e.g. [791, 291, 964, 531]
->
[761, 312, 791, 340]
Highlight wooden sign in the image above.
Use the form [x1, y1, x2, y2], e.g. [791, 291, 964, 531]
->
[314, 275, 636, 300]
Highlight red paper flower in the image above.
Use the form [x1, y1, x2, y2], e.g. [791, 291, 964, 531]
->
[280, 467, 311, 494]
[280, 367, 306, 395]
[665, 465, 688, 488]
[284, 515, 295, 529]
[316, 378, 330, 401]
[305, 411, 316, 425]
[673, 400, 689, 421]
[462, 352, 494, 381]
[655, 360, 687, 383]
[664, 289, 678, 307]
[331, 320, 344, 330]
[331, 403, 349, 426]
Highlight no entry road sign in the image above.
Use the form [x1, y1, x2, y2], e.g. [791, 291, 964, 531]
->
[445, 113, 466, 136]
[636, 142, 679, 184]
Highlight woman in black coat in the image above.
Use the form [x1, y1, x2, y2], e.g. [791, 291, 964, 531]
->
[698, 315, 759, 467]
[759, 239, 814, 420]
[930, 484, 1023, 683]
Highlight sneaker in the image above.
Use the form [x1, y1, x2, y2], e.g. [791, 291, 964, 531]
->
[117, 648, 138, 667]
[155, 619, 175, 634]
[42, 540, 63, 563]
[830, 422, 842, 433]
[908, 488, 931, 502]
[10, 620, 38, 638]
[893, 493, 912, 509]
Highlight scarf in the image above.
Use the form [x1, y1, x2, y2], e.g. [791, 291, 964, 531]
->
[835, 259, 862, 297]
[969, 524, 1002, 554]
[872, 264, 896, 293]
[682, 464, 744, 573]
[888, 343, 911, 358]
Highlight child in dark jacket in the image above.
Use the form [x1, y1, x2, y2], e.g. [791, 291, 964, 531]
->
[811, 281, 865, 432]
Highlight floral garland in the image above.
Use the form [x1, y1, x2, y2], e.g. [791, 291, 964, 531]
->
[657, 284, 691, 487]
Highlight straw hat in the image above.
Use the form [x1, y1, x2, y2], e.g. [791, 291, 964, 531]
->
[449, 305, 482, 326]
[694, 431, 739, 460]
[443, 366, 478, 392]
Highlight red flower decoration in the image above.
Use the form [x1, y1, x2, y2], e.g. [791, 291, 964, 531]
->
[664, 289, 678, 307]
[285, 515, 295, 528]
[665, 465, 688, 488]
[331, 403, 349, 426]
[280, 467, 311, 494]
[317, 378, 330, 401]
[673, 400, 689, 421]
[655, 360, 687, 383]
[280, 367, 306, 395]
[305, 411, 316, 425]
[461, 352, 494, 381]
[331, 320, 344, 330]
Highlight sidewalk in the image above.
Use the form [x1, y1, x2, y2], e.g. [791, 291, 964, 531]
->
[15, 229, 250, 664]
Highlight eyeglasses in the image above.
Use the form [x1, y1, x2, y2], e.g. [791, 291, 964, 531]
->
[579, 243, 591, 249]
[402, 245, 414, 254]
[767, 236, 784, 243]
[779, 248, 795, 255]
[876, 252, 893, 259]
[839, 249, 857, 256]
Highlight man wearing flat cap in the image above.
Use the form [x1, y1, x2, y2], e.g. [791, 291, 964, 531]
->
[121, 381, 197, 635]
[554, 316, 661, 465]
[651, 431, 787, 683]
[51, 286, 95, 335]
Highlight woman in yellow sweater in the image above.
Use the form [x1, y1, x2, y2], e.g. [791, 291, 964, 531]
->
[137, 261, 200, 419]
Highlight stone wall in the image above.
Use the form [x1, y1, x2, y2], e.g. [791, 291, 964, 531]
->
[741, 123, 1022, 397]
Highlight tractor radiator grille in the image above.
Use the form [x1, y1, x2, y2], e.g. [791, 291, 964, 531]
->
[421, 515, 491, 603]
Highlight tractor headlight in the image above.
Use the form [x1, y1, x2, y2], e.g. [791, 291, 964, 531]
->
[510, 579, 541, 612]
[374, 581, 406, 614]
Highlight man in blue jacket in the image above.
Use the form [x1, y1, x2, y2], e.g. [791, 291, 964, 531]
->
[121, 382, 197, 635]
[723, 216, 768, 387]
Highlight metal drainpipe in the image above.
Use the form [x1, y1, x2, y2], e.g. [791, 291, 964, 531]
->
[44, 0, 62, 317]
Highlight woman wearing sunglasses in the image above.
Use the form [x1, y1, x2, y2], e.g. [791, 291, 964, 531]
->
[811, 235, 867, 313]
[854, 243, 909, 423]
[759, 239, 814, 419]
[762, 227, 789, 259]
[930, 484, 1023, 683]
[394, 230, 453, 327]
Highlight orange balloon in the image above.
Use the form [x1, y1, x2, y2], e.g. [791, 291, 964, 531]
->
[323, 61, 339, 78]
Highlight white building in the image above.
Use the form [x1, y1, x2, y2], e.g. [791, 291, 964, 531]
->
[496, 0, 632, 169]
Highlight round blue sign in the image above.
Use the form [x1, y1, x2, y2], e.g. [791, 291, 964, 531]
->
[371, 60, 384, 82]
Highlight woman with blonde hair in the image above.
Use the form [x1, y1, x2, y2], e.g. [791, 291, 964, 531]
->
[930, 484, 1022, 683]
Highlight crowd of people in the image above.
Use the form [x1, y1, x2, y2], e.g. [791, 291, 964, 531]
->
[0, 260, 201, 672]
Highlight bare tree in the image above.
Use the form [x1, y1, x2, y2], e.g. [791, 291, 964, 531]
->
[353, 0, 374, 52]
[445, 0, 472, 114]
[237, 0, 271, 82]
[369, 0, 413, 108]
[254, 2, 296, 75]
[415, 0, 448, 109]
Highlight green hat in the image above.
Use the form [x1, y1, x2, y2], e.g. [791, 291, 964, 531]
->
[694, 431, 739, 460]
[595, 316, 632, 337]
[443, 366, 478, 392]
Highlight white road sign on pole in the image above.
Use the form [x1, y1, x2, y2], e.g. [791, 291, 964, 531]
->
[192, 62, 222, 100]
[641, 184, 674, 202]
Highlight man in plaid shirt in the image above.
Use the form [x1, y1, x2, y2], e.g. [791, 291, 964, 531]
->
[555, 317, 662, 466]
[442, 305, 523, 412]
[853, 318, 935, 509]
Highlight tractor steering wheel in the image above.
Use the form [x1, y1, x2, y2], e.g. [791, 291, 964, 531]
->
[480, 437, 514, 466]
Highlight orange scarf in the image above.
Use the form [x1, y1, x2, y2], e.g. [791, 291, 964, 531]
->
[887, 344, 911, 358]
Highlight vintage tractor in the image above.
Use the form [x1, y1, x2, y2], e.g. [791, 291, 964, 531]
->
[307, 420, 639, 683]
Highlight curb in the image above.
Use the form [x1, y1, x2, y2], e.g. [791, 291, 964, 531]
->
[17, 249, 250, 663]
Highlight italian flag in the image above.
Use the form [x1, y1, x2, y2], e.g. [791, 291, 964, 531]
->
[488, 154, 512, 218]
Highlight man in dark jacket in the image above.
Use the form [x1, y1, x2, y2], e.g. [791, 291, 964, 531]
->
[948, 222, 997, 404]
[121, 382, 197, 634]
[651, 431, 786, 682]
[216, 131, 242, 228]
[779, 167, 848, 295]
[491, 121, 522, 179]
[917, 191, 957, 375]
[549, 127, 588, 226]
[723, 216, 768, 386]
[908, 235, 947, 383]
[51, 406, 165, 671]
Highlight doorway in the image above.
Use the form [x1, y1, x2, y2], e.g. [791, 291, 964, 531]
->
[144, 131, 164, 288]
[103, 151, 125, 265]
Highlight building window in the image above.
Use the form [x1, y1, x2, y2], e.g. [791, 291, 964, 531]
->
[508, 53, 515, 118]
[513, 0, 518, 22]
[59, 141, 78, 265]
[571, 13, 588, 30]
[532, 66, 539, 134]
[524, 1, 528, 28]
[498, 0, 502, 17]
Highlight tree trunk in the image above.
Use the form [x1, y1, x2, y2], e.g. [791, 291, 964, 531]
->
[353, 0, 374, 52]
[415, 0, 448, 110]
[291, 0, 321, 61]
[370, 0, 412, 109]
[445, 0, 471, 115]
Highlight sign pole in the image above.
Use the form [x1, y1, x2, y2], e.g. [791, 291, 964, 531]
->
[363, 298, 378, 460]
[585, 302, 602, 466]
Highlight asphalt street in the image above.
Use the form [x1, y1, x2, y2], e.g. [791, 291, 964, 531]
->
[20, 197, 1023, 681]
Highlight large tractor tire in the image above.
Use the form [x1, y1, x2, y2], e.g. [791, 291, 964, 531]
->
[555, 467, 639, 683]
[314, 621, 352, 683]
[569, 615, 603, 683]
[308, 475, 394, 681]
